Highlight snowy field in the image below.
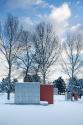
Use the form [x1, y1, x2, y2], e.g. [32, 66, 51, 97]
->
[0, 93, 83, 125]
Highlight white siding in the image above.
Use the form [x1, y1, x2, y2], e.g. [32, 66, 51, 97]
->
[15, 82, 40, 104]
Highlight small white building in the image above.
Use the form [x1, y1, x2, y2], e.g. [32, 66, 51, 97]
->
[15, 82, 40, 104]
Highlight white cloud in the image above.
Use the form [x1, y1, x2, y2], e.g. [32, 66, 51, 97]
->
[70, 23, 81, 32]
[19, 16, 41, 31]
[69, 23, 83, 36]
[49, 3, 71, 22]
[35, 0, 49, 7]
[7, 1, 72, 37]
[41, 3, 71, 37]
[7, 0, 48, 9]
[19, 17, 35, 31]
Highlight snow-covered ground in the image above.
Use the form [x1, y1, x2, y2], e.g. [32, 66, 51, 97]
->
[0, 93, 83, 125]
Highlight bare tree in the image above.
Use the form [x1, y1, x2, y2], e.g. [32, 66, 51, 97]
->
[61, 34, 83, 82]
[16, 30, 34, 81]
[0, 14, 21, 99]
[33, 22, 60, 84]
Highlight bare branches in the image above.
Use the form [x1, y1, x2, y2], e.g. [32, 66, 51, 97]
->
[33, 22, 60, 84]
[0, 14, 22, 99]
[16, 30, 34, 76]
[61, 33, 83, 79]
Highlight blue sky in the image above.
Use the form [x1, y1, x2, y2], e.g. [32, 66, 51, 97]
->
[0, 0, 83, 23]
[0, 0, 83, 36]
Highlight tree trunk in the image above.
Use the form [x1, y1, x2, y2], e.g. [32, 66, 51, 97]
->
[71, 69, 74, 84]
[26, 67, 29, 76]
[7, 90, 10, 100]
[43, 72, 46, 84]
[72, 69, 74, 79]
[7, 64, 11, 100]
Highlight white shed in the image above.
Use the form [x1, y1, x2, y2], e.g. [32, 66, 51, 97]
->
[15, 82, 40, 104]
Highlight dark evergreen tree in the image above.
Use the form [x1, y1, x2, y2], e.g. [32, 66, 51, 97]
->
[1, 77, 18, 93]
[53, 77, 66, 94]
